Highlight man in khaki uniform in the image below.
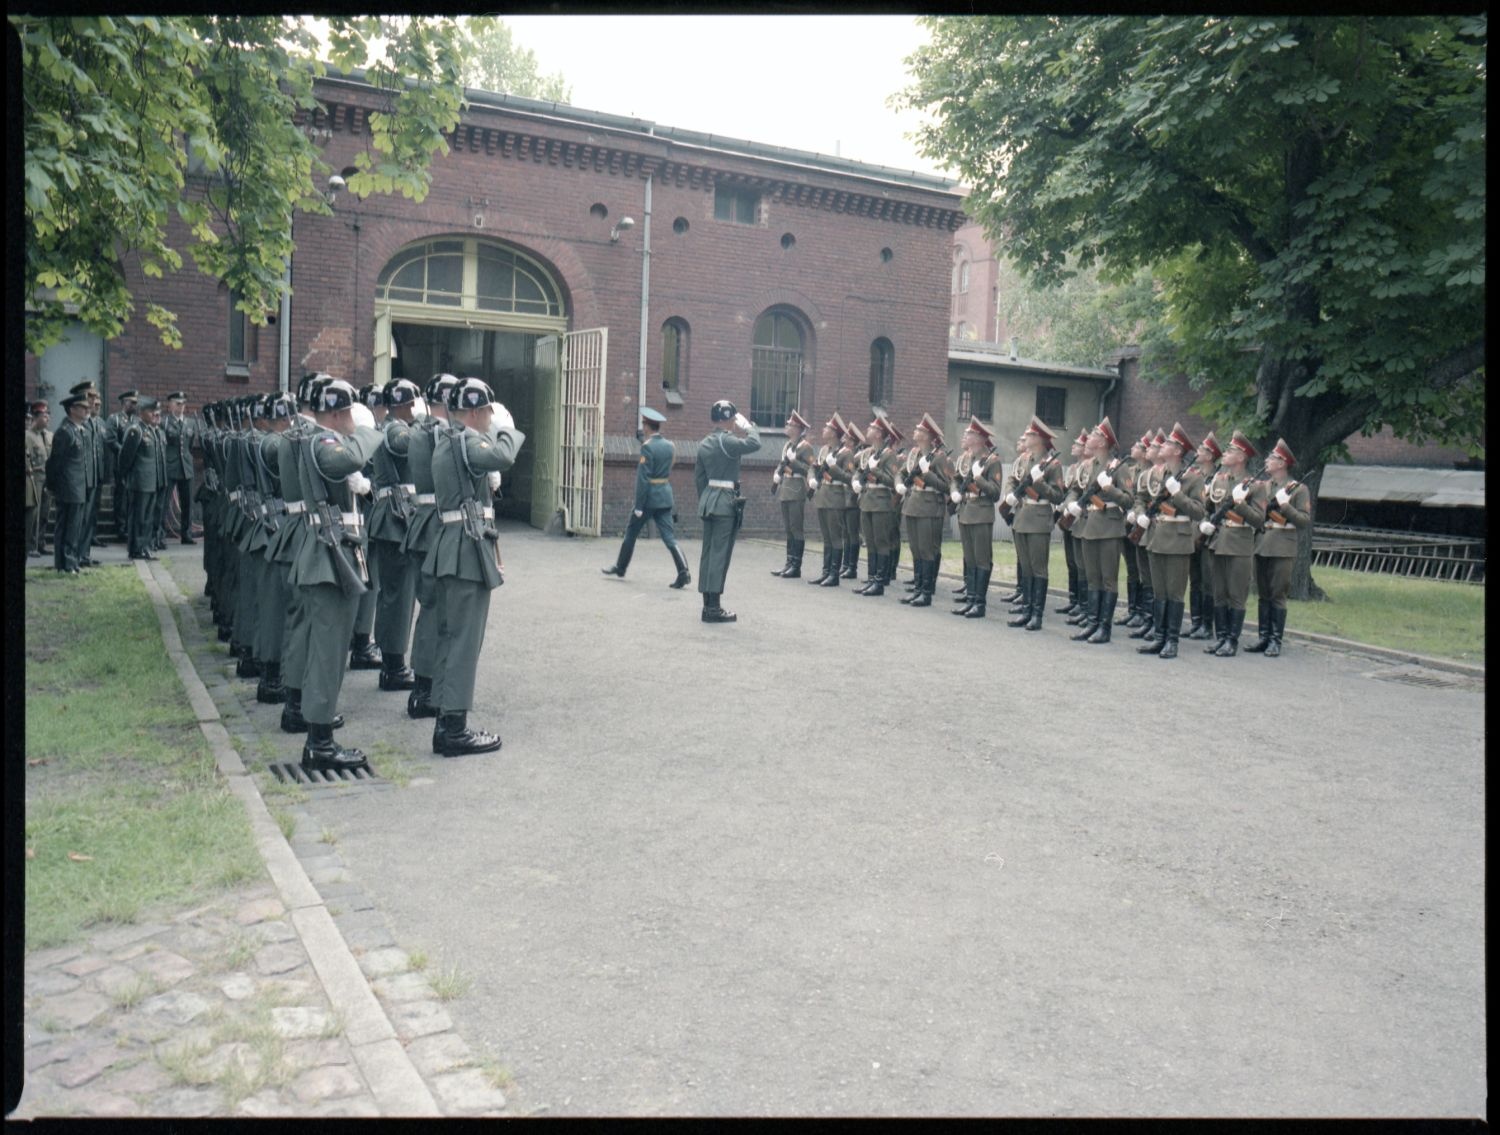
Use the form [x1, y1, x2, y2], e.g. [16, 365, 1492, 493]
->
[1064, 418, 1132, 643]
[1245, 438, 1312, 657]
[998, 434, 1028, 607]
[1056, 429, 1091, 618]
[1124, 429, 1166, 637]
[1199, 430, 1266, 657]
[1004, 416, 1065, 631]
[852, 413, 902, 596]
[807, 412, 852, 587]
[1185, 431, 1223, 640]
[950, 417, 1004, 618]
[895, 412, 954, 609]
[25, 403, 52, 560]
[1131, 422, 1207, 659]
[770, 410, 815, 578]
[838, 420, 864, 580]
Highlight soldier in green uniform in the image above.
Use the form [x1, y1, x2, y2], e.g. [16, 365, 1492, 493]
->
[1056, 429, 1091, 618]
[601, 406, 691, 587]
[162, 392, 199, 543]
[117, 396, 168, 560]
[694, 399, 761, 623]
[251, 392, 296, 702]
[287, 378, 384, 770]
[852, 412, 901, 596]
[807, 412, 852, 587]
[1132, 423, 1207, 659]
[1124, 429, 1167, 638]
[1116, 432, 1151, 628]
[997, 434, 1028, 608]
[69, 384, 105, 565]
[950, 416, 1004, 618]
[105, 390, 139, 549]
[769, 410, 815, 578]
[28, 402, 54, 557]
[1245, 438, 1311, 658]
[895, 412, 954, 609]
[1065, 418, 1132, 644]
[424, 377, 526, 756]
[401, 374, 458, 720]
[1004, 417, 1065, 630]
[1200, 430, 1265, 657]
[838, 420, 864, 579]
[230, 395, 269, 675]
[348, 384, 386, 673]
[46, 393, 94, 574]
[1185, 431, 1223, 640]
[25, 404, 48, 561]
[368, 378, 424, 691]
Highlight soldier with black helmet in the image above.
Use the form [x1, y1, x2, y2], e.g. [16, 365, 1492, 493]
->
[249, 392, 297, 702]
[368, 378, 425, 691]
[347, 383, 386, 673]
[694, 399, 761, 623]
[401, 373, 459, 720]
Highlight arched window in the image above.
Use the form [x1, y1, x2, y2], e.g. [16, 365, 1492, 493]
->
[375, 238, 564, 320]
[750, 310, 805, 428]
[869, 338, 894, 409]
[958, 261, 971, 293]
[952, 243, 971, 294]
[661, 317, 689, 395]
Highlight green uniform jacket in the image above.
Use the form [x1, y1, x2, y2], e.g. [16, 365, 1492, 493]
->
[25, 429, 49, 508]
[1133, 462, 1207, 553]
[1009, 453, 1065, 533]
[811, 442, 853, 509]
[898, 447, 955, 519]
[773, 437, 815, 502]
[855, 442, 899, 513]
[1077, 456, 1133, 540]
[83, 417, 103, 488]
[118, 421, 167, 492]
[1205, 471, 1267, 556]
[954, 450, 1004, 524]
[1253, 479, 1312, 558]
[270, 416, 316, 565]
[288, 424, 384, 588]
[694, 424, 762, 518]
[46, 419, 89, 504]
[162, 414, 198, 481]
[400, 416, 444, 557]
[105, 412, 136, 480]
[368, 417, 414, 545]
[423, 421, 526, 584]
[633, 433, 677, 512]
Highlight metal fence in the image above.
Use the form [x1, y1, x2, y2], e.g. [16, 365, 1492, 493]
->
[1312, 524, 1486, 583]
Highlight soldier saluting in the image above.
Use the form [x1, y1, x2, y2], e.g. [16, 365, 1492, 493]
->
[694, 400, 761, 624]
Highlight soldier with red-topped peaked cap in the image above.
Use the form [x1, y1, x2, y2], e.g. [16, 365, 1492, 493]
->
[998, 432, 1029, 609]
[1186, 430, 1224, 641]
[770, 409, 815, 578]
[1131, 422, 1206, 659]
[1067, 417, 1133, 643]
[1056, 427, 1091, 619]
[1244, 437, 1311, 657]
[895, 412, 954, 608]
[852, 412, 902, 596]
[1003, 416, 1065, 631]
[950, 417, 1004, 618]
[806, 412, 851, 587]
[1115, 430, 1150, 628]
[1199, 430, 1266, 657]
[838, 419, 865, 579]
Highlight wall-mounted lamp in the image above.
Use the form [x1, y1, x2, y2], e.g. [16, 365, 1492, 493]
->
[325, 173, 346, 207]
[610, 216, 636, 242]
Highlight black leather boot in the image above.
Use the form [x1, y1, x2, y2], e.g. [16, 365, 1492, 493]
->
[1243, 607, 1272, 653]
[1117, 579, 1139, 625]
[256, 661, 286, 704]
[1086, 592, 1117, 643]
[1205, 604, 1230, 653]
[1066, 584, 1093, 625]
[820, 547, 842, 587]
[770, 538, 792, 577]
[668, 545, 691, 589]
[348, 633, 382, 670]
[806, 545, 832, 585]
[908, 561, 934, 607]
[900, 559, 923, 604]
[235, 653, 262, 679]
[1191, 598, 1216, 641]
[859, 552, 886, 597]
[1071, 590, 1100, 640]
[407, 675, 439, 718]
[282, 691, 344, 733]
[378, 653, 416, 691]
[1215, 609, 1245, 657]
[953, 567, 977, 615]
[1265, 607, 1285, 657]
[702, 592, 737, 623]
[601, 563, 627, 578]
[1024, 576, 1046, 631]
[1137, 600, 1167, 653]
[784, 538, 804, 579]
[1128, 590, 1156, 638]
[1184, 589, 1208, 639]
[433, 710, 503, 757]
[1158, 600, 1183, 659]
[841, 543, 859, 579]
[302, 721, 367, 772]
[964, 567, 991, 619]
[1056, 565, 1080, 614]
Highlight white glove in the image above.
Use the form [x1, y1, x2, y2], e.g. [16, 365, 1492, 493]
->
[488, 471, 502, 492]
[1136, 513, 1151, 529]
[633, 508, 644, 518]
[1067, 500, 1083, 518]
[350, 402, 376, 431]
[1004, 492, 1018, 508]
[783, 443, 794, 461]
[806, 472, 817, 489]
[1030, 463, 1044, 481]
[1276, 487, 1291, 507]
[733, 412, 751, 431]
[773, 471, 782, 485]
[1232, 484, 1248, 504]
[491, 402, 515, 431]
[1097, 472, 1113, 489]
[949, 489, 962, 504]
[1126, 510, 1137, 524]
[824, 452, 837, 468]
[867, 455, 879, 471]
[1199, 520, 1216, 537]
[851, 477, 863, 493]
[917, 455, 929, 474]
[1166, 475, 1182, 496]
[411, 396, 429, 420]
[894, 481, 908, 496]
[345, 471, 372, 496]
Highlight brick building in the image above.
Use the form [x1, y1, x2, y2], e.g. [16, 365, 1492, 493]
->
[25, 76, 966, 537]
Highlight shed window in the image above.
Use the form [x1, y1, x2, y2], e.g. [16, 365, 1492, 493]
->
[1036, 385, 1067, 427]
[959, 379, 993, 422]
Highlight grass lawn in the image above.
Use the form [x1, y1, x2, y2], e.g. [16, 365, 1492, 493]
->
[24, 565, 261, 953]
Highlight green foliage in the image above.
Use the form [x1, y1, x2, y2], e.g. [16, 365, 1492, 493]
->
[996, 259, 1161, 368]
[17, 15, 471, 354]
[460, 18, 571, 103]
[901, 16, 1486, 464]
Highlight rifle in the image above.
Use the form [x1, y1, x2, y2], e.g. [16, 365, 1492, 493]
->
[444, 423, 503, 589]
[1126, 462, 1181, 546]
[299, 435, 369, 597]
[1263, 477, 1302, 527]
[1197, 462, 1264, 547]
[998, 452, 1054, 527]
[771, 441, 795, 497]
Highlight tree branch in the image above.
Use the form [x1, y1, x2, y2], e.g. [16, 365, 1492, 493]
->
[1425, 337, 1485, 388]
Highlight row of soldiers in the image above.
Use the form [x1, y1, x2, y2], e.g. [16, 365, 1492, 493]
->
[194, 372, 524, 772]
[764, 408, 1312, 658]
[37, 383, 199, 574]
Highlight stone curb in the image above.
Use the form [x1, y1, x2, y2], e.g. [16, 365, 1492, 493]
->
[748, 536, 1484, 677]
[135, 560, 441, 1117]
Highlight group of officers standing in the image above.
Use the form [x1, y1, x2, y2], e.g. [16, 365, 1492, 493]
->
[746, 406, 1311, 658]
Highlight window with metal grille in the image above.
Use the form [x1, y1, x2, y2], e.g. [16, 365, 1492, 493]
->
[1036, 385, 1067, 427]
[661, 318, 688, 393]
[869, 338, 894, 408]
[750, 311, 804, 428]
[959, 379, 993, 422]
[227, 288, 255, 366]
[375, 239, 564, 318]
[714, 186, 761, 225]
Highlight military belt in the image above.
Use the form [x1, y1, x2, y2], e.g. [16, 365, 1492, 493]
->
[1157, 516, 1190, 523]
[374, 486, 398, 501]
[286, 501, 307, 515]
[307, 510, 361, 529]
[414, 493, 436, 506]
[708, 479, 736, 490]
[228, 490, 242, 502]
[647, 477, 670, 484]
[440, 506, 494, 523]
[1224, 518, 1247, 527]
[1265, 521, 1294, 529]
[266, 498, 286, 515]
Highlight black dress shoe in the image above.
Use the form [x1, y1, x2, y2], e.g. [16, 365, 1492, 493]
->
[601, 564, 625, 577]
[181, 536, 197, 545]
[701, 607, 738, 623]
[92, 539, 107, 548]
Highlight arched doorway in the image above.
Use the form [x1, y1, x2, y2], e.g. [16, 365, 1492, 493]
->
[373, 237, 606, 532]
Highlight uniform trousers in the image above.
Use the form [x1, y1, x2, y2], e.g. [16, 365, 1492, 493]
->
[373, 538, 417, 656]
[1013, 531, 1051, 577]
[53, 501, 85, 572]
[430, 577, 491, 712]
[841, 506, 860, 550]
[298, 583, 359, 724]
[151, 485, 169, 544]
[1210, 552, 1253, 609]
[280, 572, 310, 686]
[78, 486, 99, 561]
[1080, 536, 1122, 592]
[1254, 556, 1293, 610]
[780, 498, 805, 541]
[168, 478, 193, 538]
[30, 490, 50, 552]
[128, 488, 158, 557]
[816, 507, 842, 547]
[859, 506, 899, 556]
[617, 506, 681, 564]
[237, 547, 266, 651]
[959, 522, 994, 570]
[410, 568, 442, 678]
[697, 514, 737, 594]
[1196, 545, 1216, 603]
[905, 514, 943, 559]
[1061, 528, 1079, 581]
[353, 550, 379, 637]
[256, 552, 292, 664]
[1148, 549, 1192, 604]
[1121, 538, 1141, 587]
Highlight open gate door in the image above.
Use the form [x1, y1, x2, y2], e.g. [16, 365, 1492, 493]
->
[558, 328, 607, 535]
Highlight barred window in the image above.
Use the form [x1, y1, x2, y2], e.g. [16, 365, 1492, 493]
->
[959, 379, 993, 422]
[750, 311, 804, 428]
[869, 338, 894, 408]
[1036, 385, 1067, 427]
[227, 288, 256, 366]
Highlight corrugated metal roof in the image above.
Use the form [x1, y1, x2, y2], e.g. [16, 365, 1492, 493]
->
[1319, 464, 1485, 508]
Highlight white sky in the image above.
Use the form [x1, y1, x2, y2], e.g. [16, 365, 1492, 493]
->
[501, 15, 950, 179]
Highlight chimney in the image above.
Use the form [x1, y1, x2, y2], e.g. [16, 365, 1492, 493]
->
[1008, 336, 1019, 361]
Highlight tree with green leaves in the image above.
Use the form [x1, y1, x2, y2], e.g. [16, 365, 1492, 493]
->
[902, 15, 1485, 598]
[18, 15, 471, 355]
[460, 17, 571, 103]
